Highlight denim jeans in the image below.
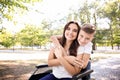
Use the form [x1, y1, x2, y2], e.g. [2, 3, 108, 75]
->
[39, 73, 71, 80]
[81, 61, 91, 80]
[39, 61, 91, 80]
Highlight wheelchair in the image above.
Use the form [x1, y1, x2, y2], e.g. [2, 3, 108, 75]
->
[29, 61, 93, 80]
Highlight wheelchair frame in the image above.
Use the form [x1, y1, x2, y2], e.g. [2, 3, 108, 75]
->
[29, 62, 93, 80]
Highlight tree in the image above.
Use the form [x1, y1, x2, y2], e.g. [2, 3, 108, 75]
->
[17, 24, 49, 49]
[0, 28, 13, 48]
[0, 0, 42, 28]
[101, 0, 120, 49]
[0, 0, 28, 22]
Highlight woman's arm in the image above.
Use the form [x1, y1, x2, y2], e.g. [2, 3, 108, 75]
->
[54, 47, 81, 76]
[48, 47, 61, 66]
[50, 36, 90, 69]
[48, 47, 81, 75]
[50, 35, 90, 74]
[58, 56, 81, 75]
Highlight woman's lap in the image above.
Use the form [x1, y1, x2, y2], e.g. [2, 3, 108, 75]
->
[39, 74, 71, 80]
[39, 74, 58, 80]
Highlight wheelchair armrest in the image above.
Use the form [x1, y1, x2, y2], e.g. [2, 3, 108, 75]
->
[72, 69, 93, 79]
[36, 64, 48, 69]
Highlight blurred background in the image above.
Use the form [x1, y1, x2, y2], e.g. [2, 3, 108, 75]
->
[0, 0, 120, 80]
[0, 0, 120, 50]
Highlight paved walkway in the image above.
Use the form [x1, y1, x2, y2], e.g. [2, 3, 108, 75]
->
[91, 50, 120, 80]
[0, 50, 49, 60]
[91, 57, 120, 80]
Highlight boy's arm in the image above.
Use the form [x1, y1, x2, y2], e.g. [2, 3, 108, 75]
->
[50, 35, 62, 46]
[64, 53, 90, 69]
[50, 35, 67, 56]
[50, 35, 88, 69]
[64, 55, 84, 69]
[76, 54, 90, 69]
[54, 47, 81, 75]
[75, 43, 92, 69]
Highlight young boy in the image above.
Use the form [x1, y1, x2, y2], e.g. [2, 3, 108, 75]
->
[76, 23, 96, 80]
[50, 23, 96, 80]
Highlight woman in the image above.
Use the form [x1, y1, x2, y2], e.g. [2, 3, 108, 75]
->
[50, 23, 96, 80]
[40, 21, 81, 80]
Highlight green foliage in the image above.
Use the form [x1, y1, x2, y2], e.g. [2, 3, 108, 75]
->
[0, 0, 27, 8]
[79, 1, 91, 23]
[0, 0, 42, 24]
[17, 25, 48, 47]
[100, 0, 120, 27]
[0, 28, 13, 48]
[1, 36, 13, 48]
[0, 0, 120, 49]
[0, 0, 28, 20]
[101, 0, 120, 48]
[95, 29, 111, 45]
[0, 0, 42, 9]
[113, 25, 120, 44]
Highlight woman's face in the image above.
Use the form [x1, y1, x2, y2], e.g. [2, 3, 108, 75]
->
[65, 23, 78, 41]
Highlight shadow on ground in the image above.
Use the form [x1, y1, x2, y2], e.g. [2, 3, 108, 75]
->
[0, 60, 47, 80]
[0, 50, 120, 80]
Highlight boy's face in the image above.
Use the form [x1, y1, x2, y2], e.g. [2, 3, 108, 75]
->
[77, 30, 94, 46]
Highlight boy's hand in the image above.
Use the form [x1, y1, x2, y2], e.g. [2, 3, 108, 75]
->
[54, 47, 62, 58]
[65, 56, 84, 68]
[50, 36, 60, 47]
[73, 59, 84, 68]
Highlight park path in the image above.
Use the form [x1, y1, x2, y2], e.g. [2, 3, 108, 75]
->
[0, 50, 120, 80]
[0, 50, 49, 60]
[91, 50, 120, 80]
[91, 57, 120, 80]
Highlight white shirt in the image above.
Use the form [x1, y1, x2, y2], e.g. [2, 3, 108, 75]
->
[77, 42, 93, 55]
[51, 43, 72, 78]
[52, 66, 72, 78]
[52, 42, 93, 78]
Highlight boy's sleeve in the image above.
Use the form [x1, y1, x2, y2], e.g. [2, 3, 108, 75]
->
[77, 42, 93, 54]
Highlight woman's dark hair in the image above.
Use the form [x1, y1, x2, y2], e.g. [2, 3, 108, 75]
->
[59, 21, 80, 56]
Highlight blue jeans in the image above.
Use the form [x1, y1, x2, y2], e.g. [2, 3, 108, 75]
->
[39, 62, 91, 80]
[81, 61, 91, 80]
[39, 73, 71, 80]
